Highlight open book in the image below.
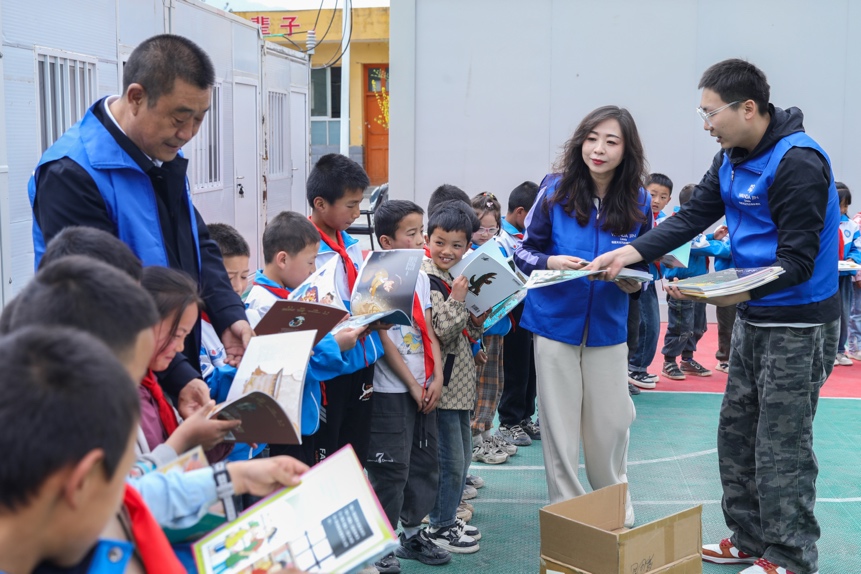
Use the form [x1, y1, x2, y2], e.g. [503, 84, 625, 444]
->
[254, 300, 348, 346]
[839, 260, 861, 272]
[157, 447, 226, 543]
[333, 249, 423, 331]
[483, 289, 527, 330]
[450, 241, 526, 316]
[211, 331, 317, 445]
[193, 446, 398, 574]
[673, 267, 785, 298]
[289, 256, 346, 309]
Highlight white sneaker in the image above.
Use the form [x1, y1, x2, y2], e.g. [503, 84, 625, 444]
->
[738, 558, 811, 574]
[702, 538, 757, 564]
[426, 523, 479, 554]
[462, 485, 477, 500]
[847, 349, 861, 361]
[471, 441, 508, 464]
[488, 434, 517, 456]
[454, 517, 481, 541]
[835, 352, 853, 366]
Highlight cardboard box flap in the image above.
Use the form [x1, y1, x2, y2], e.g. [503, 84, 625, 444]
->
[619, 505, 702, 569]
[540, 508, 621, 574]
[542, 483, 626, 530]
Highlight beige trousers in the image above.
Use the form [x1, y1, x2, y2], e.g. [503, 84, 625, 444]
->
[534, 335, 636, 507]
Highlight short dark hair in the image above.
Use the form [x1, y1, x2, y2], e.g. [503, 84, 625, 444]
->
[262, 211, 320, 263]
[208, 223, 250, 258]
[40, 227, 143, 281]
[374, 200, 424, 241]
[0, 326, 139, 511]
[837, 183, 852, 206]
[428, 184, 470, 217]
[679, 184, 697, 205]
[7, 256, 158, 360]
[124, 34, 215, 107]
[645, 173, 674, 193]
[141, 267, 203, 355]
[427, 201, 480, 239]
[306, 154, 369, 207]
[507, 181, 539, 213]
[699, 58, 770, 117]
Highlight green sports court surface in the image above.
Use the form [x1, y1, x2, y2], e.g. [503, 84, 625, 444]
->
[374, 391, 861, 573]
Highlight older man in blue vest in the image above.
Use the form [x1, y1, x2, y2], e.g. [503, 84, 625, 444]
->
[28, 34, 253, 417]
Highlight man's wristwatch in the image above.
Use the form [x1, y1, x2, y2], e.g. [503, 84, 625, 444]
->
[212, 461, 237, 521]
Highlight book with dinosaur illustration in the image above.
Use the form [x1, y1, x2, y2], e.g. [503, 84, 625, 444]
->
[193, 445, 398, 574]
[449, 241, 525, 316]
[210, 331, 317, 445]
[332, 249, 423, 331]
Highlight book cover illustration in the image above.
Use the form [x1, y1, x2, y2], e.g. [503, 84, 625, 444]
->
[524, 269, 602, 289]
[483, 288, 527, 331]
[194, 446, 398, 574]
[253, 300, 349, 346]
[288, 256, 347, 310]
[449, 241, 525, 316]
[334, 249, 423, 331]
[673, 267, 784, 297]
[212, 331, 316, 445]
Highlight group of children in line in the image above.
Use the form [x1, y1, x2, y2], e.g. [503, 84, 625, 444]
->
[626, 175, 861, 394]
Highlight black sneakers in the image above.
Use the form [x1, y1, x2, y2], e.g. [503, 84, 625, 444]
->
[628, 371, 657, 389]
[425, 522, 480, 554]
[662, 361, 686, 380]
[680, 358, 712, 377]
[396, 531, 454, 564]
[375, 552, 402, 573]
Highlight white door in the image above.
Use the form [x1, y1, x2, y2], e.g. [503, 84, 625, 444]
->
[290, 90, 309, 214]
[233, 80, 261, 268]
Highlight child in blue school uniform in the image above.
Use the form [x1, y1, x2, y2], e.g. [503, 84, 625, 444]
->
[835, 183, 861, 365]
[660, 184, 732, 381]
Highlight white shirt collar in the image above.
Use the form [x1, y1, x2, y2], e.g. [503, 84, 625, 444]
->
[104, 95, 163, 167]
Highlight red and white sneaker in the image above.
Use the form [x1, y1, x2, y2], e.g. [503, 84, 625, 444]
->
[702, 538, 757, 564]
[738, 557, 817, 574]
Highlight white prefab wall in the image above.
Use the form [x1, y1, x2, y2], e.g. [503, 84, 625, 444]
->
[390, 0, 861, 216]
[0, 0, 308, 300]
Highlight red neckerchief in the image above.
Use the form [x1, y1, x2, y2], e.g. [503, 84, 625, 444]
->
[123, 485, 185, 573]
[141, 370, 179, 437]
[253, 279, 292, 299]
[310, 219, 358, 292]
[200, 310, 211, 324]
[423, 245, 431, 258]
[839, 227, 845, 261]
[412, 293, 434, 384]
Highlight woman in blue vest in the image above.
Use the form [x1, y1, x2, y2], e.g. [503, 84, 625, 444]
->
[513, 106, 651, 525]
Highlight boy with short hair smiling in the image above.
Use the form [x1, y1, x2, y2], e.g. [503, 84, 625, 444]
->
[421, 202, 484, 554]
[306, 154, 384, 465]
[0, 326, 144, 574]
[245, 210, 367, 466]
[366, 200, 451, 573]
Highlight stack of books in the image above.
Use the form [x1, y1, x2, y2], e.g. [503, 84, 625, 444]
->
[673, 267, 784, 298]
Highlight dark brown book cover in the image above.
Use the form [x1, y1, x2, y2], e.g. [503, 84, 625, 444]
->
[213, 392, 300, 445]
[253, 300, 348, 346]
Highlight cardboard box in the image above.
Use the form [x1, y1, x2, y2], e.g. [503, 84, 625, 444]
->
[539, 483, 702, 574]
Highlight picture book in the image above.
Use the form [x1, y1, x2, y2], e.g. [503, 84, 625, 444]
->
[660, 242, 691, 269]
[254, 300, 349, 346]
[333, 249, 423, 331]
[211, 331, 317, 445]
[483, 288, 527, 331]
[449, 241, 525, 316]
[524, 269, 602, 289]
[288, 256, 347, 310]
[839, 260, 861, 272]
[193, 446, 398, 574]
[673, 267, 784, 298]
[615, 268, 653, 283]
[157, 447, 226, 543]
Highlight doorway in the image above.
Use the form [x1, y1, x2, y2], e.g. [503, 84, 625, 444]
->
[363, 64, 389, 186]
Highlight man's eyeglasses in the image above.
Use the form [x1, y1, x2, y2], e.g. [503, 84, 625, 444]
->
[476, 226, 499, 235]
[696, 100, 741, 127]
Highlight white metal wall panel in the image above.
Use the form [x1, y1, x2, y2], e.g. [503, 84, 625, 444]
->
[232, 22, 260, 76]
[391, 0, 861, 217]
[264, 47, 294, 218]
[118, 0, 165, 49]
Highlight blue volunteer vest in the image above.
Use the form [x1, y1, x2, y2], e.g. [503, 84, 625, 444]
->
[719, 131, 839, 307]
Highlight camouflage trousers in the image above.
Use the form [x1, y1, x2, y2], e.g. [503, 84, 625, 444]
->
[719, 318, 838, 574]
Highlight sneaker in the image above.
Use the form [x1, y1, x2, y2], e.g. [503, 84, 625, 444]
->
[714, 361, 730, 374]
[624, 503, 635, 528]
[488, 435, 517, 456]
[738, 558, 810, 574]
[454, 517, 481, 541]
[465, 474, 485, 489]
[395, 531, 452, 565]
[662, 361, 687, 380]
[472, 440, 509, 464]
[496, 423, 532, 446]
[374, 552, 401, 573]
[680, 358, 712, 376]
[459, 500, 474, 514]
[834, 352, 853, 366]
[456, 503, 472, 522]
[847, 349, 861, 361]
[628, 371, 657, 389]
[462, 484, 478, 500]
[521, 419, 541, 440]
[425, 523, 480, 554]
[701, 538, 758, 565]
[628, 382, 641, 395]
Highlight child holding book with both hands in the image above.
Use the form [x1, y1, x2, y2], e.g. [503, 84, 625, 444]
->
[365, 200, 452, 573]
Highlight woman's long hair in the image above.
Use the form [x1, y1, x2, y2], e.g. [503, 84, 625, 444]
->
[141, 266, 203, 354]
[549, 105, 647, 236]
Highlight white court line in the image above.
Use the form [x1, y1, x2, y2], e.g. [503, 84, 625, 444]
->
[472, 448, 717, 471]
[647, 390, 861, 401]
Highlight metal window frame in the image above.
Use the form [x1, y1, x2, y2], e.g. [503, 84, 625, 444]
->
[191, 80, 224, 193]
[267, 89, 289, 178]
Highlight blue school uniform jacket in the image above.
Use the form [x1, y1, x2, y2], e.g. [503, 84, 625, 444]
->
[514, 175, 652, 347]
